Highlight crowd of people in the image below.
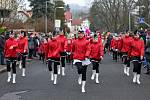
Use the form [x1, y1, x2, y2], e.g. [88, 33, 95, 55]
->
[0, 27, 150, 93]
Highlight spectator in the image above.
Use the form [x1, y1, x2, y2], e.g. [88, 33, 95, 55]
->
[145, 33, 150, 74]
[0, 32, 5, 65]
[28, 33, 34, 59]
[33, 34, 40, 57]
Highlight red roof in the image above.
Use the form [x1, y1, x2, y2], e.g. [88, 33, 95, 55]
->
[72, 19, 82, 26]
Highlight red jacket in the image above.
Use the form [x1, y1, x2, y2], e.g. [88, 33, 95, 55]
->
[65, 39, 73, 52]
[128, 38, 144, 57]
[17, 37, 28, 53]
[72, 37, 89, 60]
[121, 36, 133, 53]
[86, 40, 104, 60]
[110, 38, 116, 49]
[38, 42, 45, 54]
[4, 37, 18, 58]
[57, 35, 67, 52]
[46, 39, 61, 59]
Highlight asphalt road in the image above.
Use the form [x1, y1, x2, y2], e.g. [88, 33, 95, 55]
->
[0, 54, 150, 100]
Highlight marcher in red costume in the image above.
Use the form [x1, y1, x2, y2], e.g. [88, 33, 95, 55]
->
[86, 34, 103, 84]
[120, 32, 133, 76]
[4, 32, 18, 84]
[17, 31, 28, 77]
[46, 32, 61, 85]
[72, 30, 89, 93]
[56, 28, 67, 76]
[129, 31, 144, 85]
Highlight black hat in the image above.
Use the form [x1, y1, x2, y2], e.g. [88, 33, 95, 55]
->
[10, 30, 14, 35]
[134, 30, 140, 35]
[78, 30, 84, 34]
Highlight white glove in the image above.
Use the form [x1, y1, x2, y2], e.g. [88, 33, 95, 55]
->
[85, 58, 89, 61]
[9, 46, 14, 49]
[141, 56, 143, 60]
[24, 50, 26, 53]
[100, 56, 103, 60]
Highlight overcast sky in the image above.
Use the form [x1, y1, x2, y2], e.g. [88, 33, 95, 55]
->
[25, 0, 93, 9]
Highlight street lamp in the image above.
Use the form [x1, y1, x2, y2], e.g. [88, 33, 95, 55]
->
[129, 12, 131, 31]
[45, 0, 54, 34]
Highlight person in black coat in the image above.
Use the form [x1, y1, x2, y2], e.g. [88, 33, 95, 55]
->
[145, 35, 150, 74]
[0, 32, 5, 65]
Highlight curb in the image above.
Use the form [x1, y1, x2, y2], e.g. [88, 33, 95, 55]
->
[0, 66, 7, 73]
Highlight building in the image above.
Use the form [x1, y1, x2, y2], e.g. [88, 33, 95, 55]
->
[17, 5, 32, 23]
[0, 0, 17, 18]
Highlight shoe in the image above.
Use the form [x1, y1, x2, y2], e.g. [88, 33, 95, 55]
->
[50, 71, 54, 81]
[133, 73, 137, 83]
[53, 74, 57, 85]
[58, 65, 61, 75]
[7, 72, 11, 83]
[95, 73, 99, 84]
[62, 67, 65, 76]
[19, 61, 22, 69]
[136, 74, 141, 85]
[12, 74, 16, 84]
[91, 70, 96, 80]
[123, 65, 127, 74]
[145, 70, 150, 75]
[78, 74, 82, 85]
[22, 68, 26, 77]
[82, 81, 86, 93]
[126, 67, 130, 76]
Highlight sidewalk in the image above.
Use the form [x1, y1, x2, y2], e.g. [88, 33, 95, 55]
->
[0, 65, 6, 73]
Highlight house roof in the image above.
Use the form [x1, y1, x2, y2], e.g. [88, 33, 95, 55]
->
[18, 10, 32, 18]
[72, 19, 82, 26]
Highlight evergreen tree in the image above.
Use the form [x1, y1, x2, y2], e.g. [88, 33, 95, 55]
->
[28, 0, 54, 20]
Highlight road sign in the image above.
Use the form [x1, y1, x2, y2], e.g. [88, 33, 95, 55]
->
[139, 18, 145, 24]
[55, 20, 61, 28]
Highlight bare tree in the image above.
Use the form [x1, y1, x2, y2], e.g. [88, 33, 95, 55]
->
[0, 0, 25, 27]
[89, 0, 138, 32]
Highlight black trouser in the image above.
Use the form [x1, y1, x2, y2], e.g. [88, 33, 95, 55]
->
[0, 51, 5, 65]
[66, 54, 71, 63]
[113, 50, 118, 61]
[48, 58, 60, 74]
[118, 52, 123, 60]
[33, 47, 37, 57]
[60, 52, 66, 67]
[92, 60, 99, 73]
[146, 59, 150, 71]
[39, 53, 45, 62]
[6, 57, 17, 74]
[75, 62, 88, 81]
[132, 57, 142, 74]
[18, 53, 27, 68]
[122, 52, 130, 67]
[29, 49, 34, 58]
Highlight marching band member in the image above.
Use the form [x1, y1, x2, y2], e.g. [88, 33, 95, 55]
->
[129, 31, 144, 84]
[72, 30, 90, 93]
[65, 37, 73, 64]
[4, 32, 18, 83]
[86, 34, 103, 84]
[46, 32, 61, 85]
[120, 32, 133, 76]
[57, 28, 67, 76]
[17, 31, 28, 77]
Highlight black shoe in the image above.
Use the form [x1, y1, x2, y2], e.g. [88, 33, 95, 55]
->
[145, 71, 150, 75]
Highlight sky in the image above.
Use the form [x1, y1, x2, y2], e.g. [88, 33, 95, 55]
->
[64, 0, 88, 6]
[25, 0, 93, 9]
